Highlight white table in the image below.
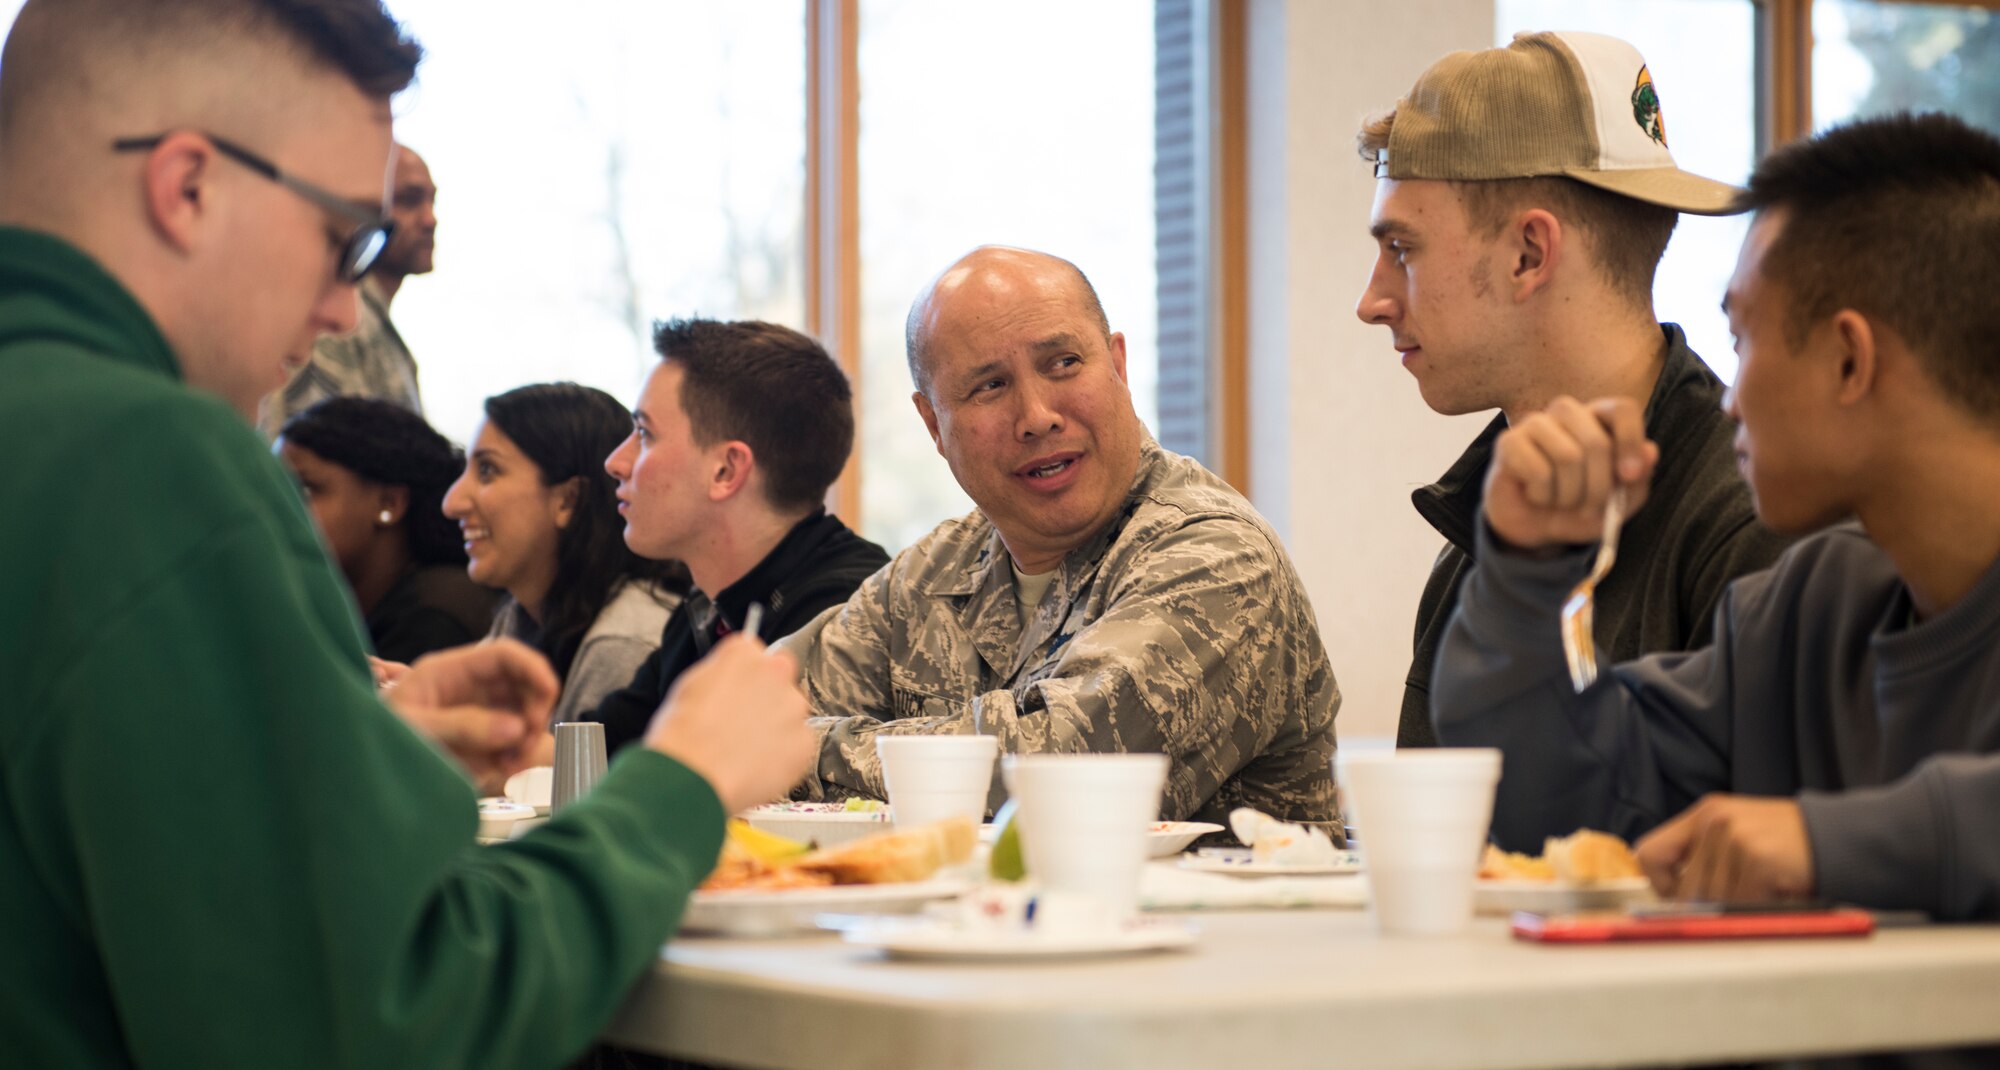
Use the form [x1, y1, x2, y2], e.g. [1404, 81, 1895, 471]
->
[601, 908, 2000, 1069]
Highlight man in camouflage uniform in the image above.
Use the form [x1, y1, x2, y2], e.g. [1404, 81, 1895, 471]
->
[257, 143, 434, 437]
[787, 246, 1340, 830]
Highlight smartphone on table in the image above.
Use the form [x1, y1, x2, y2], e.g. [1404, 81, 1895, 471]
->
[1512, 901, 1876, 943]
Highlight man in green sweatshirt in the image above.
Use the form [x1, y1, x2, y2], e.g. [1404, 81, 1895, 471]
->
[0, 2, 814, 1066]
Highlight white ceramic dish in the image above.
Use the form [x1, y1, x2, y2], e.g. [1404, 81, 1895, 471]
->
[1176, 847, 1363, 876]
[741, 803, 893, 850]
[1146, 822, 1226, 858]
[680, 878, 967, 937]
[841, 917, 1198, 961]
[1474, 877, 1653, 915]
[503, 766, 554, 815]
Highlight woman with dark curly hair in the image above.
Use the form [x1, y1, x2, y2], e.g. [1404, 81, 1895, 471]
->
[444, 383, 689, 734]
[276, 398, 502, 663]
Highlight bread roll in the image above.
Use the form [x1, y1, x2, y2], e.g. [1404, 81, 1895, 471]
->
[793, 815, 978, 885]
[1543, 829, 1643, 884]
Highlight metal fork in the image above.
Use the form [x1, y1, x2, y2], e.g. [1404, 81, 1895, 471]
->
[1559, 488, 1627, 692]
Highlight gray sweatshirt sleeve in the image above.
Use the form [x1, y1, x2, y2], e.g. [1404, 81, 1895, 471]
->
[1800, 755, 2000, 921]
[1432, 521, 1740, 852]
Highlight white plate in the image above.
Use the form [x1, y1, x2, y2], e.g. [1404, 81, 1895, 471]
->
[503, 766, 553, 815]
[1147, 822, 1227, 858]
[1177, 847, 1363, 876]
[742, 803, 893, 850]
[475, 798, 542, 840]
[1474, 877, 1653, 915]
[680, 878, 966, 937]
[842, 918, 1198, 961]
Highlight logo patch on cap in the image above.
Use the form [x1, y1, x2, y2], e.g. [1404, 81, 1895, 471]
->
[1631, 66, 1667, 147]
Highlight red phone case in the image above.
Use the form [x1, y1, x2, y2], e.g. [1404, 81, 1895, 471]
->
[1512, 908, 1876, 943]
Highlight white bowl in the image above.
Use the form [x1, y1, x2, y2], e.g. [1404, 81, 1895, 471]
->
[504, 766, 554, 815]
[1147, 821, 1226, 857]
[743, 803, 894, 850]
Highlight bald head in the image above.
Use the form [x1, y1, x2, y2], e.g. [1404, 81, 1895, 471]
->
[905, 246, 1112, 399]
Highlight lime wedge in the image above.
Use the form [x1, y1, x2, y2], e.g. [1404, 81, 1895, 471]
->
[988, 799, 1026, 882]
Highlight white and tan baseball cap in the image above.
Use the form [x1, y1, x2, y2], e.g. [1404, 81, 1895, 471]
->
[1379, 30, 1741, 216]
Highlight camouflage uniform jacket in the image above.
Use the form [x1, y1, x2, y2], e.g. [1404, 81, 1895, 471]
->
[794, 438, 1342, 830]
[257, 280, 422, 438]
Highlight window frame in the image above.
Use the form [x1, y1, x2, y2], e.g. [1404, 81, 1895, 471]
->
[1759, 0, 2000, 146]
[799, 0, 1246, 526]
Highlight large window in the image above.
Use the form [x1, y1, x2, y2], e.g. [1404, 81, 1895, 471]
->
[389, 2, 807, 445]
[1814, 1, 2000, 130]
[852, 0, 1160, 551]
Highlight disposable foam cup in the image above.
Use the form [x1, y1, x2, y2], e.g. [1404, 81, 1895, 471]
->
[1005, 753, 1168, 927]
[1336, 748, 1501, 937]
[876, 735, 1000, 829]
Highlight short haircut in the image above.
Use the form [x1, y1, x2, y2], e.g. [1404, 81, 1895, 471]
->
[904, 250, 1112, 397]
[278, 397, 464, 568]
[0, 0, 421, 124]
[1735, 112, 2000, 422]
[651, 318, 854, 514]
[1357, 109, 1678, 305]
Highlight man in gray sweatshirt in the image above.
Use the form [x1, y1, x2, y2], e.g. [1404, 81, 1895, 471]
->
[1432, 111, 2000, 940]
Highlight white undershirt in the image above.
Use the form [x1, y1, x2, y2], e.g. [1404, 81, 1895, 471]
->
[1012, 561, 1059, 626]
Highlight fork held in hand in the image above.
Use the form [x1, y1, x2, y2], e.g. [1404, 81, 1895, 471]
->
[1559, 488, 1627, 693]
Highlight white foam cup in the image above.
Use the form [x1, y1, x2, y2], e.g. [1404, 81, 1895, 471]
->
[1005, 753, 1168, 928]
[1335, 748, 1501, 936]
[876, 734, 1000, 830]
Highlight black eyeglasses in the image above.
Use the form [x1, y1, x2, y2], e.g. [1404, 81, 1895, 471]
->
[112, 132, 395, 283]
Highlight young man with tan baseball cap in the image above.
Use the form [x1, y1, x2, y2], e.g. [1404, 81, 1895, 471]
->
[1354, 30, 1792, 748]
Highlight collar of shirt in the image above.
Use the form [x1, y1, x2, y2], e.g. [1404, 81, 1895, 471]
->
[1411, 323, 1709, 557]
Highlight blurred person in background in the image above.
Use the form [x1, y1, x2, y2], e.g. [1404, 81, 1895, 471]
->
[276, 395, 500, 663]
[447, 382, 689, 739]
[256, 142, 436, 437]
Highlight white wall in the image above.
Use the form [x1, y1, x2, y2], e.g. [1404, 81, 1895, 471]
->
[1245, 0, 1495, 745]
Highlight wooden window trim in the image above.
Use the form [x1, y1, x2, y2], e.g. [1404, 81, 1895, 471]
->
[1762, 0, 2000, 148]
[807, 1, 1253, 519]
[1215, 0, 1250, 496]
[805, 0, 863, 524]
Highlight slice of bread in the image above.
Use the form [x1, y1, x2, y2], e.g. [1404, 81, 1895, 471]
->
[1543, 829, 1643, 884]
[793, 815, 978, 885]
[1479, 843, 1556, 881]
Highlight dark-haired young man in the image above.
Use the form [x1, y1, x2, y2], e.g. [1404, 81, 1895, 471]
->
[597, 317, 890, 755]
[1355, 31, 1793, 746]
[1433, 112, 2000, 953]
[0, 1, 814, 1065]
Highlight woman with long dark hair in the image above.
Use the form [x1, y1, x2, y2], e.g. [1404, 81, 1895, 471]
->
[444, 383, 688, 731]
[276, 397, 502, 663]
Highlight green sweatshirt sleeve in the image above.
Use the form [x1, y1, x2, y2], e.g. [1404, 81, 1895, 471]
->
[23, 500, 722, 1067]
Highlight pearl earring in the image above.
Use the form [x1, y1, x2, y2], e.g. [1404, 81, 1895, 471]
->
[378, 510, 394, 524]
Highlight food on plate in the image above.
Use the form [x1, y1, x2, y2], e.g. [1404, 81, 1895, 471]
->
[1229, 807, 1339, 867]
[1479, 845, 1556, 881]
[726, 819, 812, 864]
[702, 815, 977, 891]
[1479, 829, 1642, 884]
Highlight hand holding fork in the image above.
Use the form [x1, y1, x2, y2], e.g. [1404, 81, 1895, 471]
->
[1481, 396, 1659, 691]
